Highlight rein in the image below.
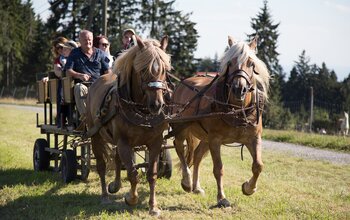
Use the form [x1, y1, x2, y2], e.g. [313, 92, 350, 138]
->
[167, 68, 264, 127]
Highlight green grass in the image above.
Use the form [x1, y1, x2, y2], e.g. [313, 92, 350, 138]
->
[0, 106, 350, 219]
[263, 129, 350, 152]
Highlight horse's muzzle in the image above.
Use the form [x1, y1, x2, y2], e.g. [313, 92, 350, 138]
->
[148, 99, 164, 115]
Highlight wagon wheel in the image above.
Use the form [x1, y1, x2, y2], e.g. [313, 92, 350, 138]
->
[80, 144, 91, 181]
[157, 148, 172, 179]
[61, 149, 77, 183]
[33, 138, 50, 171]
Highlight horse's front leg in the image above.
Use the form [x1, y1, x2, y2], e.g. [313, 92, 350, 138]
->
[209, 138, 230, 208]
[146, 137, 163, 216]
[173, 131, 193, 192]
[108, 146, 122, 194]
[91, 136, 110, 204]
[117, 138, 139, 206]
[242, 134, 263, 196]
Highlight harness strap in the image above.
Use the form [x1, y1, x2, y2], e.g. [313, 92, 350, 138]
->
[83, 108, 117, 139]
[83, 86, 118, 139]
[172, 74, 220, 117]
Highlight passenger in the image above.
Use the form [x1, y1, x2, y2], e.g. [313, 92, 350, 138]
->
[65, 30, 112, 128]
[50, 37, 68, 127]
[115, 28, 137, 58]
[93, 35, 115, 68]
[58, 40, 79, 128]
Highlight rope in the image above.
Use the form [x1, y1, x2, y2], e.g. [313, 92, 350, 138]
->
[223, 143, 245, 161]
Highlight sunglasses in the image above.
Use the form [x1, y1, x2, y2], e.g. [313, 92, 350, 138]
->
[100, 43, 110, 47]
[56, 46, 63, 50]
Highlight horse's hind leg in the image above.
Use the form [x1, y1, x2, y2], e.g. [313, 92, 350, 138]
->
[174, 132, 193, 192]
[192, 141, 209, 195]
[91, 136, 110, 204]
[108, 145, 122, 194]
[242, 136, 263, 196]
[117, 138, 139, 206]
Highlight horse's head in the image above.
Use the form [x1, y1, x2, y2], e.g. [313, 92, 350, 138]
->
[220, 35, 270, 104]
[114, 36, 171, 115]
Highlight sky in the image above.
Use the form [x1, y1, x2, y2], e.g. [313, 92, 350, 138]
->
[32, 0, 350, 81]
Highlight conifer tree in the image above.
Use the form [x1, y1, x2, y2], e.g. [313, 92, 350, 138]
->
[247, 0, 287, 128]
[139, 0, 198, 77]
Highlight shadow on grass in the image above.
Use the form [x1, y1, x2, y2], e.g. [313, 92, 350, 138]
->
[0, 168, 60, 189]
[0, 169, 154, 219]
[0, 192, 151, 219]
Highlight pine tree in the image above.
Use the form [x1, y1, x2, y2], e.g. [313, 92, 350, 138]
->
[0, 0, 45, 86]
[247, 0, 287, 129]
[138, 0, 198, 77]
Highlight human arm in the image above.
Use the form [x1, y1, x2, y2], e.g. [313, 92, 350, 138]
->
[66, 68, 91, 81]
[53, 63, 63, 78]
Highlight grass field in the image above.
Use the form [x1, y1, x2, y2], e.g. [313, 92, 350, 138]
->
[0, 105, 350, 219]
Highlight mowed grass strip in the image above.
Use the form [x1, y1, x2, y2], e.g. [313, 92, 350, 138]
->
[0, 106, 349, 219]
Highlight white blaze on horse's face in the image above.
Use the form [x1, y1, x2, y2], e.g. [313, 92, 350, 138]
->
[153, 60, 159, 73]
[145, 60, 166, 115]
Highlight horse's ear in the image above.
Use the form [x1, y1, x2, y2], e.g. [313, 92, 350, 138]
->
[160, 35, 169, 51]
[136, 35, 145, 49]
[228, 35, 235, 47]
[249, 35, 259, 51]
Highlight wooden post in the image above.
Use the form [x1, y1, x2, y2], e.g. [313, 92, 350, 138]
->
[86, 0, 97, 30]
[12, 87, 17, 98]
[0, 86, 4, 98]
[102, 0, 107, 36]
[309, 86, 314, 132]
[25, 85, 29, 99]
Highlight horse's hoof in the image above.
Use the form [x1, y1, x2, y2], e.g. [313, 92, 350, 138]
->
[242, 181, 257, 196]
[193, 188, 205, 196]
[101, 196, 113, 205]
[181, 182, 192, 193]
[108, 181, 121, 194]
[124, 192, 138, 206]
[217, 198, 231, 208]
[149, 208, 161, 217]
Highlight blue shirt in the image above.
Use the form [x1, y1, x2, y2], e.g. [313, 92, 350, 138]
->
[65, 47, 110, 83]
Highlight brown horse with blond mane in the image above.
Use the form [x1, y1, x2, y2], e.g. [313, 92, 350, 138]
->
[170, 35, 270, 208]
[85, 35, 171, 216]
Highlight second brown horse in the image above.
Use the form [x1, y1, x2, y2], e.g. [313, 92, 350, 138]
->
[171, 36, 270, 208]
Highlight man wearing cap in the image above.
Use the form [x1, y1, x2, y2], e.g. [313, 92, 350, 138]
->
[123, 29, 136, 49]
[115, 28, 137, 58]
[65, 30, 112, 125]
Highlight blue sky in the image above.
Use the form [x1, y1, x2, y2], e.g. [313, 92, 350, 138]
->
[32, 0, 350, 81]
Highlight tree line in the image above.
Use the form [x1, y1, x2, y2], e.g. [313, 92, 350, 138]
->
[1, 0, 349, 131]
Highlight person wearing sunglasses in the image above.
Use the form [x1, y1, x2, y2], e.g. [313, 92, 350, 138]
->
[93, 35, 115, 68]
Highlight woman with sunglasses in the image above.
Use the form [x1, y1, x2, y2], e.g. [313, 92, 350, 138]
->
[93, 35, 115, 68]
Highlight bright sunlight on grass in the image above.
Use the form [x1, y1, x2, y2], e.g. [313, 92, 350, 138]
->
[0, 105, 349, 219]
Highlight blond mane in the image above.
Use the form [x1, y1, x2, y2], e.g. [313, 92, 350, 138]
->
[112, 39, 171, 88]
[219, 41, 270, 100]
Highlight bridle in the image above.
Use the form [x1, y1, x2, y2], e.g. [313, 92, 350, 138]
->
[141, 80, 168, 91]
[225, 68, 255, 101]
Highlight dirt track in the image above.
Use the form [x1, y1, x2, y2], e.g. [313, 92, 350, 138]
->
[1, 104, 350, 165]
[263, 140, 350, 165]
